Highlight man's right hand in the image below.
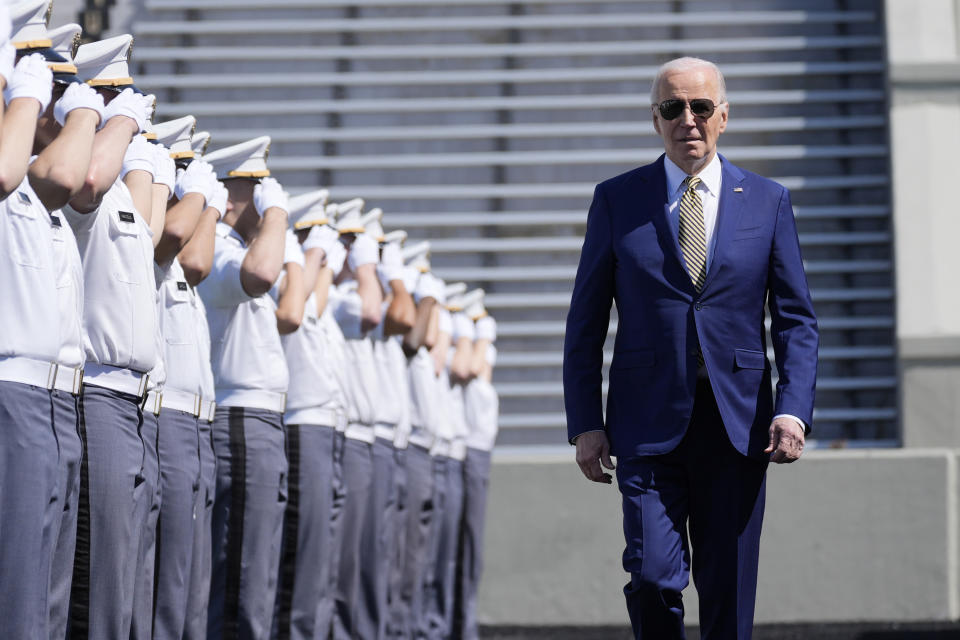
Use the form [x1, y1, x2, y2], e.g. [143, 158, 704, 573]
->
[575, 430, 615, 484]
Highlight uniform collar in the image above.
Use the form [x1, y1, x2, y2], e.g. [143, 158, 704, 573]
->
[664, 153, 722, 199]
[216, 221, 246, 247]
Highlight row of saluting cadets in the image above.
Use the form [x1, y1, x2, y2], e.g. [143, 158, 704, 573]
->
[0, 1, 501, 639]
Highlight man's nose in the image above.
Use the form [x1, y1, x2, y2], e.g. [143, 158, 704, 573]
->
[679, 104, 697, 126]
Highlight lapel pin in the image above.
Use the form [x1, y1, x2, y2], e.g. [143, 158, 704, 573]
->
[733, 187, 743, 192]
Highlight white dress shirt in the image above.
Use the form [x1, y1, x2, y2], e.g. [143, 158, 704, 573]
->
[157, 258, 212, 397]
[197, 222, 288, 411]
[664, 154, 723, 272]
[63, 179, 158, 374]
[49, 205, 85, 369]
[0, 178, 60, 361]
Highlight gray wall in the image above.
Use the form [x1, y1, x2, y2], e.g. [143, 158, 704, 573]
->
[478, 449, 960, 626]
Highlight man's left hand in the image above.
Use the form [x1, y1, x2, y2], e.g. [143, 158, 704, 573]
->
[764, 416, 805, 464]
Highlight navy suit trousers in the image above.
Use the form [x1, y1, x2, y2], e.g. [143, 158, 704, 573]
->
[616, 379, 767, 640]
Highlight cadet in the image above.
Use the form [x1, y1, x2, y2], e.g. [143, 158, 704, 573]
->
[0, 8, 62, 636]
[7, 6, 102, 636]
[62, 33, 157, 639]
[151, 114, 221, 638]
[273, 189, 346, 640]
[180, 127, 224, 640]
[328, 200, 384, 639]
[197, 136, 292, 639]
[456, 305, 500, 640]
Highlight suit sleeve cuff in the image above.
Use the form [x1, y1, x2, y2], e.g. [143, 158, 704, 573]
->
[773, 413, 808, 435]
[569, 428, 605, 445]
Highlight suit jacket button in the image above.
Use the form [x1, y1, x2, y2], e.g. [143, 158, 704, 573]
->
[694, 303, 703, 311]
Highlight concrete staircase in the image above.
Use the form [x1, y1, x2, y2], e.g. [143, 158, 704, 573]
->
[130, 0, 895, 448]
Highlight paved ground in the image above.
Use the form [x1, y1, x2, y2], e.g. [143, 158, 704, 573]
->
[481, 622, 960, 639]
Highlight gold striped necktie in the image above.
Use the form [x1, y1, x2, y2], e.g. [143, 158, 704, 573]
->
[678, 175, 707, 292]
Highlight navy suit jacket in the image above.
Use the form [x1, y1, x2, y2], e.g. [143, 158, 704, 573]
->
[563, 154, 819, 459]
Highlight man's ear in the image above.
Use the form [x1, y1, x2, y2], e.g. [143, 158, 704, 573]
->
[717, 103, 729, 134]
[652, 107, 662, 135]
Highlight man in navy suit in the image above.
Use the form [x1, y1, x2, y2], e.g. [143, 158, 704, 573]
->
[563, 57, 818, 639]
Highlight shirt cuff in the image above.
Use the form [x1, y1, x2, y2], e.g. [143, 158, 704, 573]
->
[570, 428, 605, 445]
[773, 413, 808, 434]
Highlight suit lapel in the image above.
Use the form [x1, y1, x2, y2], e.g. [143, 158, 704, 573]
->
[641, 156, 687, 273]
[701, 155, 746, 292]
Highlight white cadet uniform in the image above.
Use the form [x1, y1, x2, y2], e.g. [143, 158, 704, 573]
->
[47, 199, 86, 640]
[62, 178, 159, 640]
[276, 289, 348, 639]
[152, 258, 210, 638]
[198, 221, 289, 640]
[0, 179, 62, 639]
[456, 344, 499, 640]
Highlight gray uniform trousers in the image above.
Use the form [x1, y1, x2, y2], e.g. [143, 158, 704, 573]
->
[386, 443, 434, 639]
[131, 409, 162, 640]
[272, 424, 342, 640]
[0, 381, 59, 639]
[452, 448, 492, 640]
[208, 406, 288, 640]
[357, 436, 399, 640]
[153, 408, 203, 639]
[333, 436, 374, 640]
[424, 457, 464, 640]
[183, 417, 217, 640]
[48, 388, 83, 640]
[321, 431, 348, 635]
[386, 447, 408, 635]
[68, 384, 148, 640]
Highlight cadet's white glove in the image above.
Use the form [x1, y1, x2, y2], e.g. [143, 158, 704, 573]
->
[284, 228, 305, 267]
[325, 240, 347, 276]
[54, 82, 105, 128]
[121, 134, 155, 177]
[377, 241, 404, 287]
[208, 180, 228, 220]
[152, 143, 176, 194]
[0, 43, 14, 88]
[451, 312, 476, 341]
[414, 271, 444, 303]
[475, 315, 497, 342]
[253, 177, 287, 217]
[347, 233, 378, 270]
[174, 159, 216, 205]
[102, 88, 154, 132]
[302, 224, 339, 256]
[4, 53, 53, 111]
[437, 307, 453, 335]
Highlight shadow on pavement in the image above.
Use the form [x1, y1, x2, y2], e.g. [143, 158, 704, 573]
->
[480, 622, 960, 639]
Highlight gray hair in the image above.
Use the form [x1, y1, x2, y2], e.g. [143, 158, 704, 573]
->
[650, 57, 727, 105]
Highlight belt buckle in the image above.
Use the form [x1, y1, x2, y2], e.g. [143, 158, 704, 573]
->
[280, 392, 287, 414]
[206, 401, 216, 423]
[192, 394, 201, 418]
[72, 367, 83, 395]
[46, 363, 59, 391]
[137, 374, 150, 401]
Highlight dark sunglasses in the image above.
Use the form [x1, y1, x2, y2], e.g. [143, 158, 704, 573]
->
[655, 98, 718, 121]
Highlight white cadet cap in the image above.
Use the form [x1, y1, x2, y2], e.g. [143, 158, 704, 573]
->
[449, 287, 484, 313]
[203, 135, 271, 180]
[191, 131, 211, 156]
[361, 208, 384, 241]
[153, 116, 197, 160]
[48, 23, 82, 61]
[10, 0, 51, 50]
[383, 229, 407, 246]
[464, 289, 488, 320]
[75, 34, 139, 90]
[288, 189, 330, 230]
[336, 200, 367, 235]
[444, 282, 467, 308]
[402, 240, 430, 273]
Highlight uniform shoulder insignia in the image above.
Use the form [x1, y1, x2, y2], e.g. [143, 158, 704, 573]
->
[177, 281, 188, 291]
[49, 215, 62, 228]
[119, 211, 136, 223]
[17, 191, 31, 204]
